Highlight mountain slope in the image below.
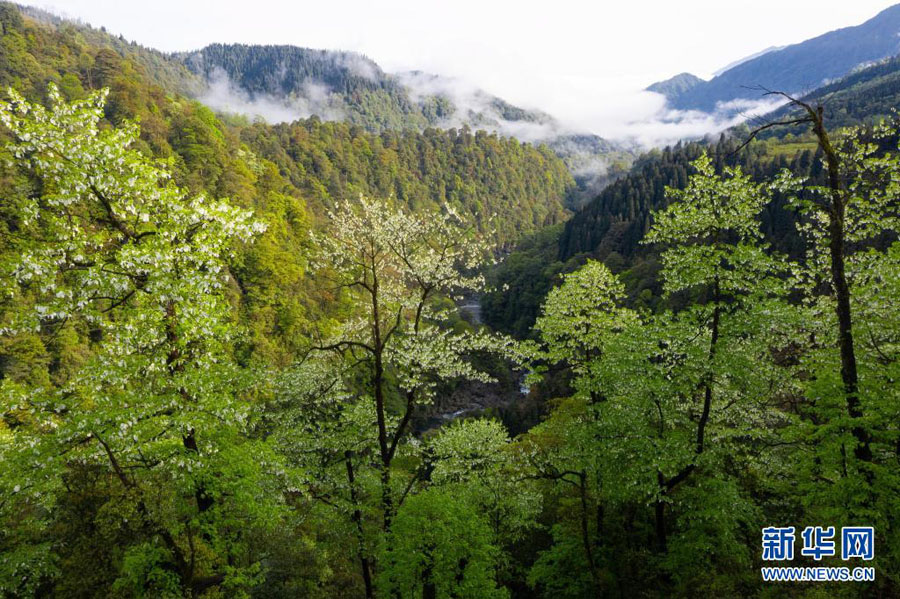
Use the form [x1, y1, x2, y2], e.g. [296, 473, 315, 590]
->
[556, 139, 814, 264]
[654, 4, 900, 112]
[14, 2, 203, 97]
[177, 44, 633, 202]
[178, 44, 431, 132]
[711, 45, 784, 77]
[757, 54, 900, 134]
[645, 72, 704, 102]
[483, 137, 826, 337]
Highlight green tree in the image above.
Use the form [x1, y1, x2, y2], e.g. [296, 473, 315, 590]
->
[0, 86, 275, 597]
[527, 260, 641, 596]
[776, 118, 900, 589]
[641, 152, 790, 559]
[377, 488, 508, 599]
[429, 419, 540, 545]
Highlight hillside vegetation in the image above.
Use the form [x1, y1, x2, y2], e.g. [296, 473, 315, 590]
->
[2, 3, 900, 598]
[0, 3, 572, 365]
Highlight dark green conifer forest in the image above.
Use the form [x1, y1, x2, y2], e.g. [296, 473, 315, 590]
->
[1, 3, 899, 598]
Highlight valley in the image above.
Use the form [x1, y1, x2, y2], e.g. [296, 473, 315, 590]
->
[1, 1, 900, 597]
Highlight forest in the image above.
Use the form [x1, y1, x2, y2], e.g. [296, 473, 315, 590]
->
[1, 3, 900, 598]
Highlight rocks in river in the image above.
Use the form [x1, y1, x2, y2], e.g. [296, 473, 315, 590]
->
[458, 302, 482, 325]
[414, 377, 525, 433]
[519, 371, 531, 395]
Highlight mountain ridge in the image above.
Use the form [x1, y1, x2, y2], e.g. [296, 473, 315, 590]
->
[650, 3, 900, 112]
[176, 43, 635, 203]
[646, 72, 705, 101]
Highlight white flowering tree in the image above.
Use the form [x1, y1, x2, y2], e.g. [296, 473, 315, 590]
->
[300, 196, 521, 592]
[260, 198, 515, 596]
[0, 86, 275, 597]
[525, 156, 795, 593]
[773, 120, 900, 541]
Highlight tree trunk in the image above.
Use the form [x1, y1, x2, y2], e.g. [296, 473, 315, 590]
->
[345, 452, 374, 599]
[577, 471, 600, 594]
[696, 276, 720, 456]
[370, 271, 397, 531]
[422, 544, 437, 599]
[810, 107, 872, 463]
[655, 471, 667, 554]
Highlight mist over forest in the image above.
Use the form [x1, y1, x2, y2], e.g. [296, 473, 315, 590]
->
[2, 2, 900, 598]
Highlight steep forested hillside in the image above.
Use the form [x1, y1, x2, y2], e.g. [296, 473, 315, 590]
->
[0, 1, 572, 368]
[760, 54, 900, 133]
[182, 44, 389, 98]
[176, 43, 631, 201]
[557, 137, 815, 262]
[3, 3, 900, 599]
[651, 3, 900, 111]
[179, 44, 430, 132]
[484, 137, 820, 335]
[12, 3, 203, 96]
[239, 119, 571, 243]
[176, 43, 559, 136]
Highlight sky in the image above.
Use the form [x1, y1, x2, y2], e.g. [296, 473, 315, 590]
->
[23, 0, 900, 143]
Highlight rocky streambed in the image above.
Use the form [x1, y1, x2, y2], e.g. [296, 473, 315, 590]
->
[411, 297, 534, 433]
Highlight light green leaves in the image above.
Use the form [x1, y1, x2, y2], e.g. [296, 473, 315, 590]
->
[645, 152, 785, 297]
[534, 260, 640, 374]
[377, 488, 509, 599]
[0, 85, 272, 595]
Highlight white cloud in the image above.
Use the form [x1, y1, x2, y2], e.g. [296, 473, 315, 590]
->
[25, 0, 895, 145]
[338, 53, 380, 81]
[197, 67, 345, 123]
[602, 92, 790, 148]
[395, 71, 561, 142]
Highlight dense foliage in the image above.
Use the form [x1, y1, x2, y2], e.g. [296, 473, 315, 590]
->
[558, 137, 819, 263]
[0, 2, 572, 366]
[238, 119, 571, 247]
[4, 81, 899, 598]
[1, 3, 900, 598]
[516, 131, 900, 597]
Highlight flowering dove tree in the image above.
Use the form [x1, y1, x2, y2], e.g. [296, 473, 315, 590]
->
[258, 197, 522, 596]
[774, 120, 900, 537]
[0, 86, 274, 596]
[306, 196, 521, 528]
